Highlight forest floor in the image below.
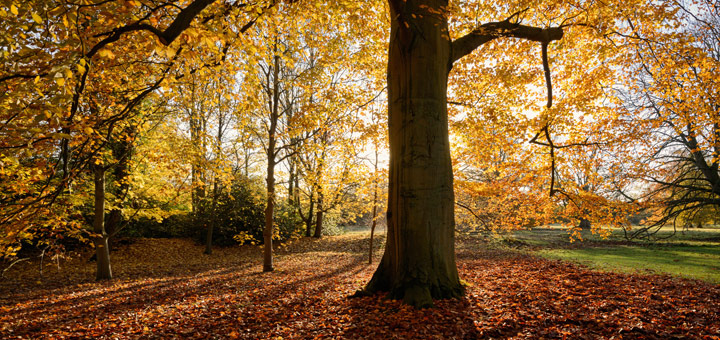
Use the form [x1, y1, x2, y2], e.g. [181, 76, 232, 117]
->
[1, 231, 719, 339]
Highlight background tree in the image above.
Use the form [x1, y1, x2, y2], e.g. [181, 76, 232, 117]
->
[607, 0, 720, 238]
[0, 0, 269, 278]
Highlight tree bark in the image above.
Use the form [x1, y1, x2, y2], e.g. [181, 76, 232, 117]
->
[313, 199, 323, 238]
[190, 110, 206, 216]
[369, 146, 380, 265]
[105, 128, 133, 249]
[263, 51, 281, 273]
[288, 161, 295, 206]
[362, 0, 462, 308]
[263, 159, 275, 272]
[93, 165, 112, 280]
[303, 196, 314, 237]
[369, 186, 378, 265]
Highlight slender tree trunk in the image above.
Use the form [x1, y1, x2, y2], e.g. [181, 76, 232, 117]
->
[294, 172, 299, 203]
[312, 142, 326, 238]
[263, 50, 281, 273]
[288, 161, 295, 206]
[205, 177, 218, 255]
[104, 175, 126, 253]
[205, 109, 224, 255]
[264, 154, 276, 272]
[369, 188, 378, 265]
[313, 198, 323, 238]
[369, 147, 380, 264]
[105, 181, 127, 241]
[93, 165, 112, 280]
[304, 196, 314, 237]
[362, 0, 462, 307]
[244, 151, 250, 177]
[190, 111, 206, 215]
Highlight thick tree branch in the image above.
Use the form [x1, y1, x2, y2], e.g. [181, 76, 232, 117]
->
[0, 73, 48, 84]
[87, 0, 217, 58]
[450, 20, 563, 64]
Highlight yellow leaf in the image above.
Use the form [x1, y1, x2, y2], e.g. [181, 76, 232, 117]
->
[77, 63, 86, 73]
[55, 77, 65, 87]
[10, 4, 18, 16]
[154, 45, 165, 57]
[84, 127, 93, 134]
[98, 49, 115, 59]
[32, 12, 42, 24]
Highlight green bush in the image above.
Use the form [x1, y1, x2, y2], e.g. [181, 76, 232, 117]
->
[118, 176, 305, 246]
[274, 202, 303, 240]
[193, 177, 266, 246]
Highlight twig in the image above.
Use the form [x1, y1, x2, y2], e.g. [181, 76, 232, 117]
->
[1, 258, 30, 278]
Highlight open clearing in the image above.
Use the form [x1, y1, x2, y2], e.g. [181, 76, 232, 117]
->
[507, 226, 720, 284]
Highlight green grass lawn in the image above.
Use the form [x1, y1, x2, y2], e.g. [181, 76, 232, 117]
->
[504, 225, 720, 284]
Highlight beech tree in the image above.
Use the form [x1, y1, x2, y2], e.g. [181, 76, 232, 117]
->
[352, 0, 564, 307]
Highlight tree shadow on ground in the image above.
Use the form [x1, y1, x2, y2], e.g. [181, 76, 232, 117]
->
[1, 234, 719, 339]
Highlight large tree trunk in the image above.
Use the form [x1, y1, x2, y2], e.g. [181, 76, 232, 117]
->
[93, 165, 112, 280]
[362, 0, 462, 308]
[358, 0, 563, 308]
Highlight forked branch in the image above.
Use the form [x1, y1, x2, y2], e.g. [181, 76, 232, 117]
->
[529, 125, 603, 197]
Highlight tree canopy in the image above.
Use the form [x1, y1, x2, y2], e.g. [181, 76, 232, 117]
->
[1, 0, 718, 307]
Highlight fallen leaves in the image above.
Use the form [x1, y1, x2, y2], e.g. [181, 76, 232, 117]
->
[0, 234, 718, 339]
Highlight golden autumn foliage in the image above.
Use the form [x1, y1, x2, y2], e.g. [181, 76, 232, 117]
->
[0, 0, 718, 292]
